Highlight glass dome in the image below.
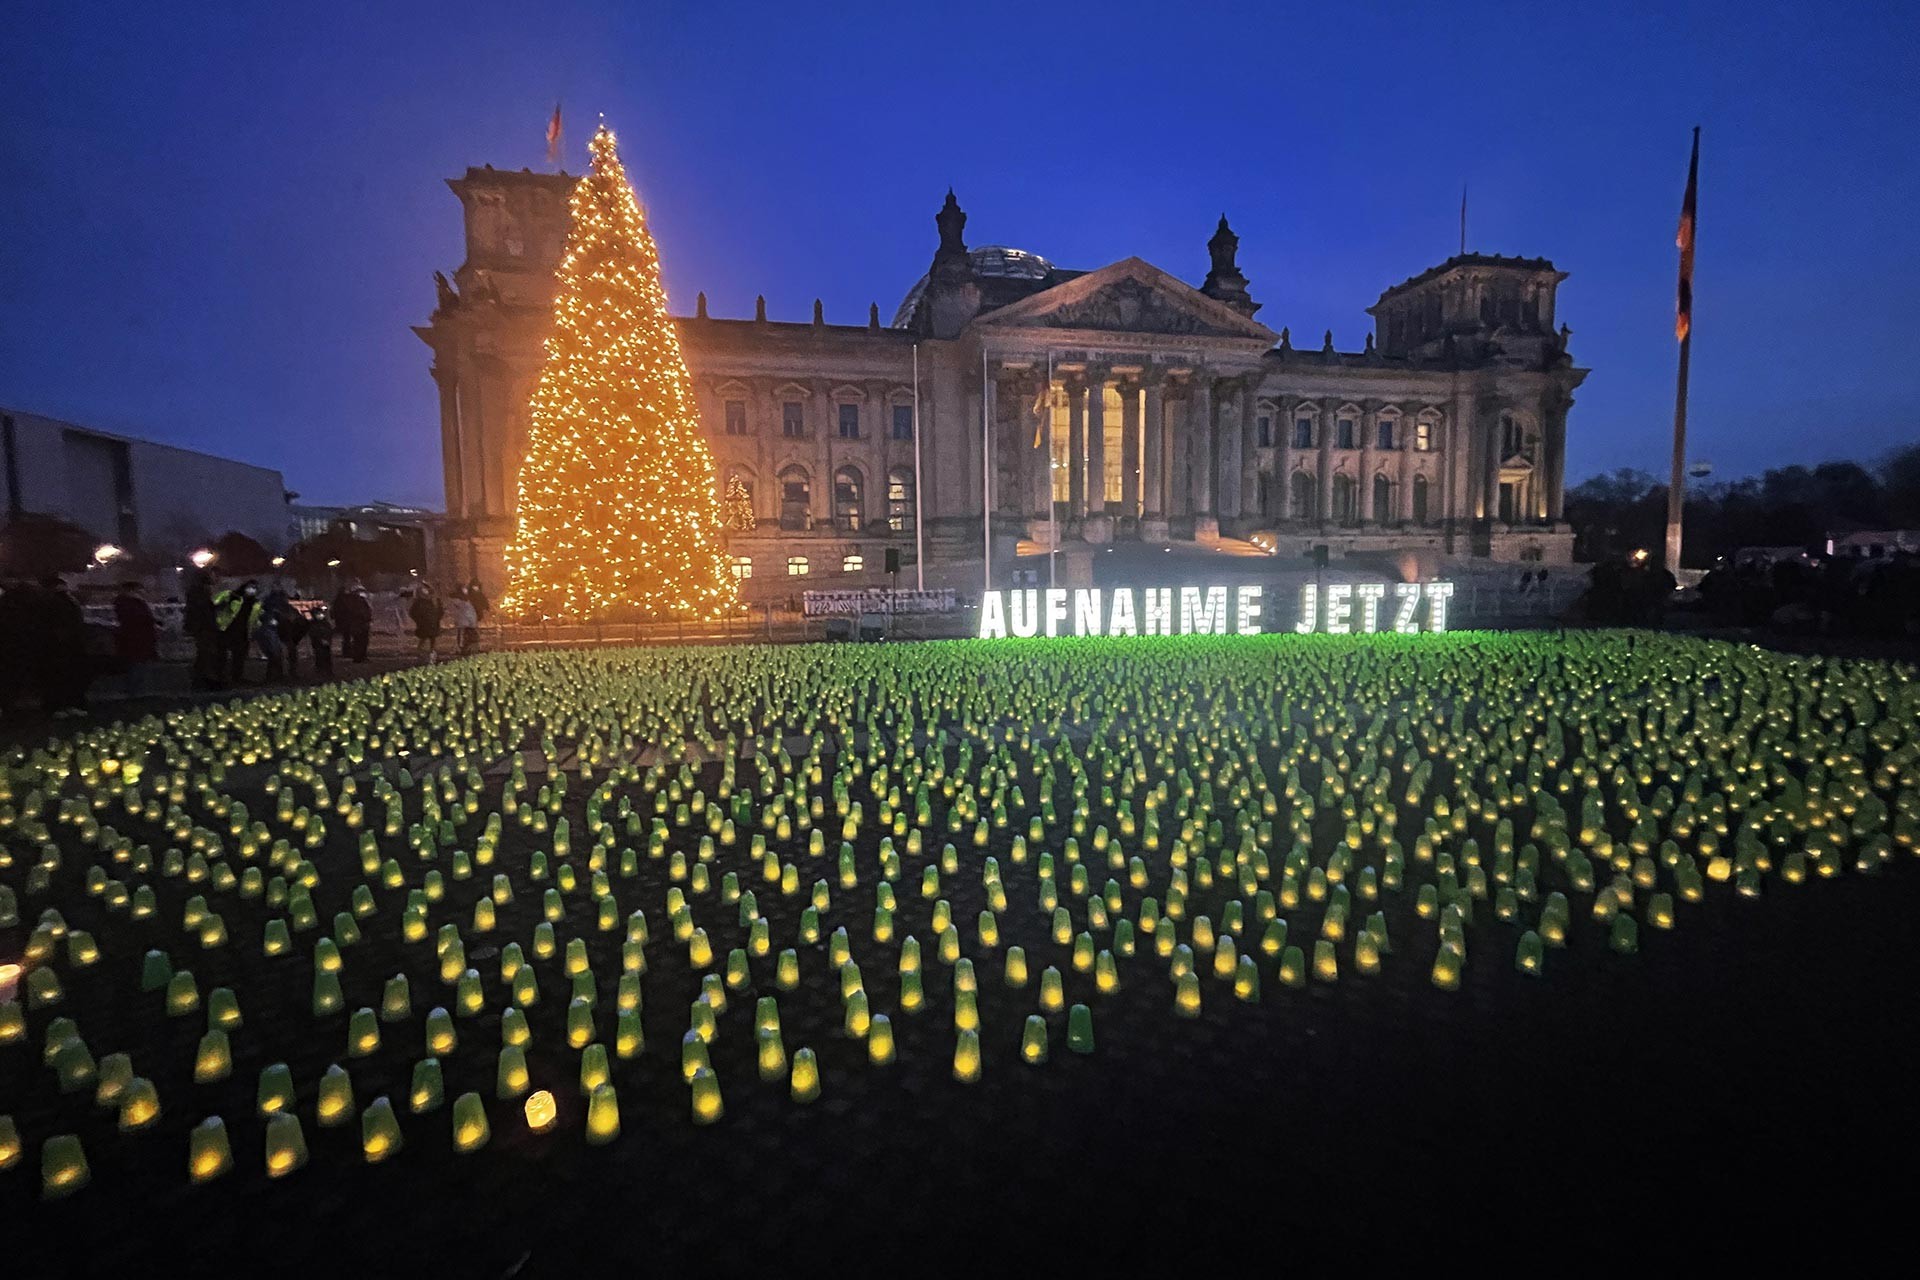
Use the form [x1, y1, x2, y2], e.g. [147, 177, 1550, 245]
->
[891, 246, 1055, 328]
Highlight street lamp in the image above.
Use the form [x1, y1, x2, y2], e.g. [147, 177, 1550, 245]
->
[93, 543, 123, 565]
[190, 549, 216, 569]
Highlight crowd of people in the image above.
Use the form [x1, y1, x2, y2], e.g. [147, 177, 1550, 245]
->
[0, 571, 492, 720]
[1695, 550, 1920, 637]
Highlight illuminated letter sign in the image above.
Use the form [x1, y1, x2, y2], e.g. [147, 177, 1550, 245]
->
[1298, 580, 1455, 634]
[979, 585, 1266, 639]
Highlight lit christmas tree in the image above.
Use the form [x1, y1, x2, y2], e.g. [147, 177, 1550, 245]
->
[503, 122, 741, 621]
[723, 474, 756, 531]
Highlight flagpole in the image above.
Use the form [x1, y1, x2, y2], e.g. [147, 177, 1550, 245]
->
[1047, 350, 1057, 591]
[1666, 126, 1700, 580]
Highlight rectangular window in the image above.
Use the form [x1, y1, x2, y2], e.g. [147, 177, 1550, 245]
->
[1294, 417, 1314, 449]
[786, 556, 809, 577]
[1257, 415, 1274, 447]
[1377, 419, 1395, 450]
[838, 403, 860, 439]
[1414, 421, 1433, 452]
[841, 553, 863, 573]
[1337, 419, 1356, 450]
[781, 401, 805, 437]
[730, 555, 752, 580]
[892, 404, 914, 440]
[724, 400, 748, 436]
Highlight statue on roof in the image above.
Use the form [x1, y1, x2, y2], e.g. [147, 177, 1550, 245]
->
[433, 271, 457, 313]
[1201, 215, 1259, 317]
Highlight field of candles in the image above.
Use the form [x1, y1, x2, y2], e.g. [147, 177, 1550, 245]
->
[3, 632, 1917, 1268]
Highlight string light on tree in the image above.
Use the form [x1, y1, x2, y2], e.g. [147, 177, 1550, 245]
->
[503, 121, 741, 621]
[723, 474, 756, 532]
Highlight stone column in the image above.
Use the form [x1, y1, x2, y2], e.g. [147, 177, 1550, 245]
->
[1276, 396, 1296, 521]
[1317, 397, 1336, 525]
[1397, 403, 1419, 523]
[983, 369, 1000, 522]
[1484, 404, 1503, 524]
[1189, 374, 1214, 519]
[1215, 377, 1242, 522]
[1067, 378, 1086, 519]
[1238, 380, 1260, 520]
[1086, 367, 1109, 516]
[1120, 379, 1141, 516]
[1027, 377, 1052, 520]
[433, 366, 464, 518]
[1142, 374, 1166, 519]
[1544, 393, 1571, 522]
[1450, 388, 1475, 527]
[1359, 403, 1378, 522]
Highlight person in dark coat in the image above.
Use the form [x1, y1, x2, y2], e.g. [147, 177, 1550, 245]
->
[409, 583, 444, 662]
[0, 579, 33, 715]
[332, 583, 373, 663]
[36, 575, 91, 714]
[307, 603, 335, 677]
[183, 569, 220, 689]
[465, 580, 491, 625]
[112, 580, 158, 698]
[214, 579, 260, 685]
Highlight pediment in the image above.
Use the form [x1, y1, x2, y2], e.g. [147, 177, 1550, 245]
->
[974, 258, 1276, 343]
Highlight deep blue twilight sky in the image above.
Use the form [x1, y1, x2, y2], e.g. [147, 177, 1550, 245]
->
[4, 0, 1917, 507]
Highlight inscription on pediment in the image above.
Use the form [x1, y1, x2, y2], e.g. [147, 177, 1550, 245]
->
[1036, 278, 1241, 337]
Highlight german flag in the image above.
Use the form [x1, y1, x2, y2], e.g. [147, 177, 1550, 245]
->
[546, 103, 563, 166]
[1676, 127, 1699, 341]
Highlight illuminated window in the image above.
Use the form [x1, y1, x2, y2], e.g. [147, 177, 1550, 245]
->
[787, 556, 809, 576]
[1257, 414, 1274, 447]
[724, 400, 748, 435]
[730, 555, 752, 580]
[1377, 418, 1396, 450]
[837, 403, 861, 439]
[886, 467, 915, 533]
[1336, 418, 1356, 450]
[891, 404, 914, 440]
[834, 466, 865, 532]
[1293, 416, 1314, 449]
[841, 553, 864, 573]
[781, 401, 805, 438]
[1414, 420, 1435, 452]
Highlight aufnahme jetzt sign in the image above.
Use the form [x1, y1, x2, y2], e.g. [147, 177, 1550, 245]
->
[977, 582, 1454, 638]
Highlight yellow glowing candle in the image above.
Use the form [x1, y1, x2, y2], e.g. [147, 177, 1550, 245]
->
[952, 1029, 982, 1083]
[586, 1083, 622, 1143]
[1173, 971, 1202, 1017]
[790, 1047, 821, 1102]
[524, 1089, 558, 1133]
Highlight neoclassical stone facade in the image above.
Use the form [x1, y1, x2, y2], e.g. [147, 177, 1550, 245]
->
[418, 167, 1586, 600]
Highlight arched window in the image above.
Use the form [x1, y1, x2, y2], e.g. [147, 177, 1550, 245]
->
[1372, 474, 1393, 523]
[1290, 471, 1317, 523]
[779, 466, 812, 531]
[1501, 413, 1524, 458]
[833, 466, 865, 532]
[886, 467, 916, 533]
[1331, 474, 1357, 525]
[1412, 475, 1430, 525]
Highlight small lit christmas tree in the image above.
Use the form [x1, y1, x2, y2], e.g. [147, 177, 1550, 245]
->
[723, 475, 756, 532]
[504, 122, 740, 621]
